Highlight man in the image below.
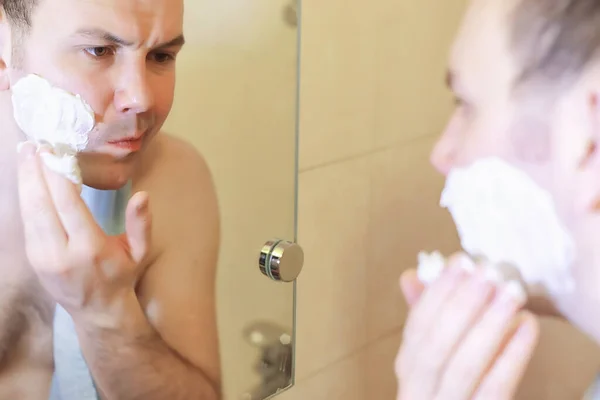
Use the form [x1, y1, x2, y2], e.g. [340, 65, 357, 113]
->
[395, 0, 600, 398]
[0, 0, 221, 399]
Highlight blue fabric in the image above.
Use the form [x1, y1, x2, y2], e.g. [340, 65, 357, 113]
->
[49, 182, 131, 400]
[585, 376, 600, 400]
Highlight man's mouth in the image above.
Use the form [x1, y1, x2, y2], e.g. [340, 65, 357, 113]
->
[106, 135, 145, 151]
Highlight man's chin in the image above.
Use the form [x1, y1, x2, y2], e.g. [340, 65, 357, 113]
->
[79, 161, 136, 190]
[82, 178, 130, 191]
[81, 176, 130, 190]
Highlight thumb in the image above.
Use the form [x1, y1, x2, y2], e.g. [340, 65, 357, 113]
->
[125, 191, 152, 264]
[399, 269, 425, 307]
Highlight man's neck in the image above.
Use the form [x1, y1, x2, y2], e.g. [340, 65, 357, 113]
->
[0, 90, 25, 223]
[553, 220, 600, 344]
[0, 90, 22, 179]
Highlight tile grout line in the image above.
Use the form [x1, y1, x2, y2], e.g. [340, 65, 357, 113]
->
[294, 325, 406, 385]
[298, 132, 440, 173]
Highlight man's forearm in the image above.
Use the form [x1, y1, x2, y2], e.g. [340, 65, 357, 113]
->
[73, 293, 220, 400]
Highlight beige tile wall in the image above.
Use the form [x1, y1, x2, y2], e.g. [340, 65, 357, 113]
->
[280, 0, 600, 399]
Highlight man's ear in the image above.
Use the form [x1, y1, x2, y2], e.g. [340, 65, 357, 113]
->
[576, 92, 600, 212]
[0, 8, 13, 91]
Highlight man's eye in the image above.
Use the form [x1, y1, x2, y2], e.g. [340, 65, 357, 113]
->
[84, 47, 114, 58]
[150, 52, 175, 64]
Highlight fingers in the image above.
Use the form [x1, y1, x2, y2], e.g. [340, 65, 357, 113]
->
[472, 312, 539, 400]
[401, 265, 463, 353]
[399, 269, 425, 307]
[403, 254, 474, 342]
[17, 142, 67, 260]
[398, 257, 487, 399]
[38, 149, 99, 243]
[407, 270, 497, 398]
[397, 253, 535, 400]
[125, 191, 152, 264]
[435, 281, 528, 398]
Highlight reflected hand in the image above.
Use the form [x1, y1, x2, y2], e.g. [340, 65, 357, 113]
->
[395, 255, 540, 400]
[16, 142, 152, 325]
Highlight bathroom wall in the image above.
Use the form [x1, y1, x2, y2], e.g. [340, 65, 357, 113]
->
[279, 0, 600, 399]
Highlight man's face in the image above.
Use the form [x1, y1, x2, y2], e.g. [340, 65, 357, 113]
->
[432, 0, 600, 228]
[4, 0, 185, 188]
[432, 0, 600, 332]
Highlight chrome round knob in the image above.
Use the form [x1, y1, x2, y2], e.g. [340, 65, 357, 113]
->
[259, 239, 304, 282]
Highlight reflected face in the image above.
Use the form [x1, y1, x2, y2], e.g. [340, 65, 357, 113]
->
[5, 0, 185, 188]
[431, 0, 600, 227]
[432, 0, 600, 339]
[431, 0, 519, 175]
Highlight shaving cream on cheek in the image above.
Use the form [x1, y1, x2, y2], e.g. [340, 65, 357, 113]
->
[437, 157, 576, 296]
[11, 74, 96, 187]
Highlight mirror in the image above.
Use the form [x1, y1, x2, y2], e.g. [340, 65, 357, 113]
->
[164, 0, 301, 398]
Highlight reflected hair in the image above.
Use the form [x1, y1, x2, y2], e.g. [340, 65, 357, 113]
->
[510, 0, 600, 92]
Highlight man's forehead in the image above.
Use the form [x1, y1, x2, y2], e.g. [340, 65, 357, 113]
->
[31, 0, 184, 45]
[449, 0, 520, 96]
[448, 0, 520, 107]
[40, 0, 178, 14]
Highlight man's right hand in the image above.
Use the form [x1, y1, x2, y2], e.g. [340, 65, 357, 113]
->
[395, 255, 540, 400]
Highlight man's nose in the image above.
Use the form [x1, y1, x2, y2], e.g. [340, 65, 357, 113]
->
[430, 136, 456, 176]
[113, 66, 154, 114]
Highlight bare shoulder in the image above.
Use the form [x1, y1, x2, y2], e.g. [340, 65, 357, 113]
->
[133, 133, 221, 383]
[135, 133, 220, 259]
[136, 133, 216, 196]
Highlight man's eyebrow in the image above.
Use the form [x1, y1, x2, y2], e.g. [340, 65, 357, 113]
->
[73, 28, 134, 46]
[73, 28, 186, 49]
[156, 34, 186, 49]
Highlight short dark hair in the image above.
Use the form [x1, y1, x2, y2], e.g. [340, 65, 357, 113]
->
[1, 0, 36, 28]
[1, 0, 38, 65]
[510, 0, 600, 91]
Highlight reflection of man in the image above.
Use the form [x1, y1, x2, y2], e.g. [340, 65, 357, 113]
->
[395, 0, 600, 398]
[0, 0, 221, 399]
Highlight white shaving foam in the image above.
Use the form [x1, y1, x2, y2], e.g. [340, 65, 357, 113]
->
[416, 250, 446, 284]
[416, 250, 528, 302]
[11, 74, 95, 186]
[439, 157, 576, 295]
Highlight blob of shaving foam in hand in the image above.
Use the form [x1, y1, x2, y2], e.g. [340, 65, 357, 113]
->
[416, 250, 446, 284]
[11, 74, 95, 187]
[438, 157, 577, 296]
[416, 250, 528, 302]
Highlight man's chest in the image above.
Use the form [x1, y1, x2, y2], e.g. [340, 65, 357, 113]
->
[0, 245, 54, 366]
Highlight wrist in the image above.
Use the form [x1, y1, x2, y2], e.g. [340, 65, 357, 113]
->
[72, 289, 153, 339]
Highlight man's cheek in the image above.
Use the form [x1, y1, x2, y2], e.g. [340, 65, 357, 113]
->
[507, 116, 552, 163]
[8, 67, 33, 88]
[54, 78, 107, 114]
